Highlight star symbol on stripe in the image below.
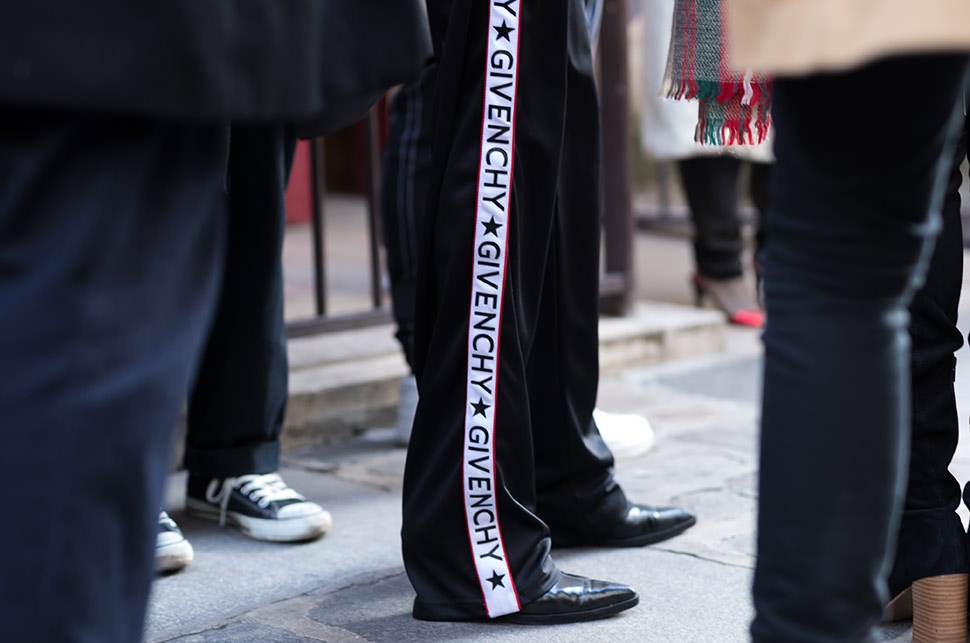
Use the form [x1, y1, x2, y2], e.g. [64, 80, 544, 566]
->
[471, 397, 490, 418]
[481, 216, 503, 237]
[487, 570, 506, 589]
[493, 20, 514, 42]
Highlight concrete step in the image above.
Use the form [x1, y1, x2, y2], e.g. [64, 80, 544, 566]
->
[281, 300, 725, 451]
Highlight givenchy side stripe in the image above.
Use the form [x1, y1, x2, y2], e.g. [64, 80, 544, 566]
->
[462, 0, 522, 619]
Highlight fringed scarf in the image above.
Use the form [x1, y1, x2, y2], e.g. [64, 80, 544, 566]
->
[662, 0, 772, 146]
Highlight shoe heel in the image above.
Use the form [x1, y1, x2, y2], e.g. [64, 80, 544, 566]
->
[911, 573, 968, 643]
[886, 586, 913, 622]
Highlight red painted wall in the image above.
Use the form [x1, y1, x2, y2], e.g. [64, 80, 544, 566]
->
[285, 140, 313, 224]
[284, 100, 389, 225]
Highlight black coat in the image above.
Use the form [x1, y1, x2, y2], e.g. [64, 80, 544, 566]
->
[0, 0, 431, 131]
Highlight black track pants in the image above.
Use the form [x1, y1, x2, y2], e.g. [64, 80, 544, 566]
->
[402, 0, 628, 621]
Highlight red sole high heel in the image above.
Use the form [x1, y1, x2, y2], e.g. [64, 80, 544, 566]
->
[692, 273, 764, 328]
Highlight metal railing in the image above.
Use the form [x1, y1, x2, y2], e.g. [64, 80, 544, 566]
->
[285, 2, 634, 337]
[285, 111, 393, 339]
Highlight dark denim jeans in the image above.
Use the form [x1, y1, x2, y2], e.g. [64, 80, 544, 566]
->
[0, 108, 226, 643]
[889, 117, 969, 597]
[751, 55, 970, 642]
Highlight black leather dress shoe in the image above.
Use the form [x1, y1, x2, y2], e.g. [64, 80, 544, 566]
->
[504, 572, 639, 625]
[596, 503, 696, 547]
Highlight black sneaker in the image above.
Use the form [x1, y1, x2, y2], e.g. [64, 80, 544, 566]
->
[186, 472, 332, 542]
[156, 510, 193, 573]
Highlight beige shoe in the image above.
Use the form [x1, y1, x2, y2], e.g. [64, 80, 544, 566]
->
[885, 573, 968, 643]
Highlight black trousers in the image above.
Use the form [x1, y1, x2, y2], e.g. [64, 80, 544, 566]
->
[381, 71, 436, 370]
[381, 0, 602, 372]
[0, 108, 226, 642]
[751, 55, 969, 642]
[402, 0, 628, 621]
[677, 156, 771, 279]
[184, 125, 295, 478]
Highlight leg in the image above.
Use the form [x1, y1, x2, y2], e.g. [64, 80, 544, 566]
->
[380, 70, 436, 371]
[885, 116, 969, 633]
[380, 69, 437, 445]
[679, 155, 763, 326]
[182, 123, 330, 543]
[752, 55, 969, 642]
[679, 155, 745, 280]
[531, 13, 692, 545]
[403, 0, 635, 622]
[888, 115, 970, 642]
[0, 107, 226, 643]
[404, 0, 566, 619]
[184, 123, 294, 478]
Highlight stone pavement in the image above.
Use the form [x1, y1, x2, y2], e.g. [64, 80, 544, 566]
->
[146, 313, 970, 642]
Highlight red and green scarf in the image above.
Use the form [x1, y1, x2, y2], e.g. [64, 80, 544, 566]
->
[662, 0, 772, 145]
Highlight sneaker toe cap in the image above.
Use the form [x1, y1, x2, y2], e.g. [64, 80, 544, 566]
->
[277, 501, 329, 520]
[156, 531, 187, 548]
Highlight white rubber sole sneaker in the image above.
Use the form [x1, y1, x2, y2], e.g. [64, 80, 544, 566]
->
[155, 531, 194, 573]
[593, 408, 656, 461]
[187, 498, 333, 543]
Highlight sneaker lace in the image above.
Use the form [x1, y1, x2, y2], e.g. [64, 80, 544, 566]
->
[158, 511, 175, 530]
[204, 473, 306, 526]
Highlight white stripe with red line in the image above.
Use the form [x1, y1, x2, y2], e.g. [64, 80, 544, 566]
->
[462, 0, 523, 620]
